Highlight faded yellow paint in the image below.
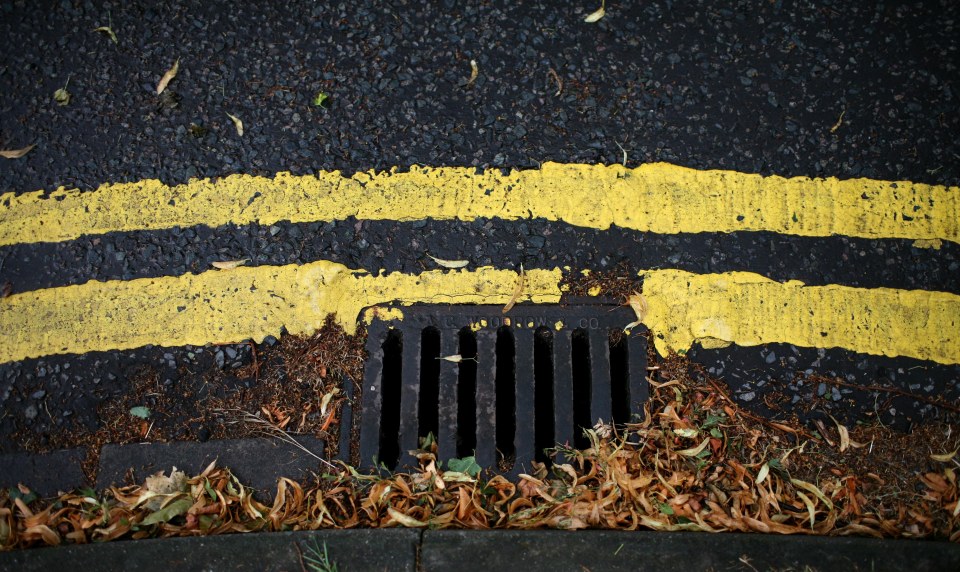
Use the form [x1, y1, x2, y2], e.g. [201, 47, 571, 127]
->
[641, 269, 960, 364]
[0, 262, 562, 364]
[2, 263, 958, 365]
[1, 163, 957, 247]
[913, 238, 943, 249]
[362, 306, 405, 325]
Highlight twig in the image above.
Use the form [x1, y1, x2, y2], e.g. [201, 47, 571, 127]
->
[238, 410, 338, 470]
[294, 542, 308, 572]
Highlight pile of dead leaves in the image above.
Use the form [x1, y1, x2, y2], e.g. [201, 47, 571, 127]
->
[3, 367, 958, 550]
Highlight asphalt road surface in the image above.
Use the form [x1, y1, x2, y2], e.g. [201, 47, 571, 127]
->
[1, 0, 958, 457]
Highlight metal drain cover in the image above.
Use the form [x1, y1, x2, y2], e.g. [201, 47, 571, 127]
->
[355, 303, 647, 473]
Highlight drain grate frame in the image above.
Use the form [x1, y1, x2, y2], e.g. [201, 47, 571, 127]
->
[351, 302, 648, 473]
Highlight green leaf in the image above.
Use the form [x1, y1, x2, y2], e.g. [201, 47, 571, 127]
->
[658, 502, 675, 515]
[709, 427, 722, 439]
[446, 456, 482, 478]
[313, 91, 329, 108]
[701, 412, 726, 429]
[140, 498, 191, 526]
[129, 406, 151, 419]
[419, 432, 436, 450]
[204, 478, 217, 501]
[9, 487, 38, 505]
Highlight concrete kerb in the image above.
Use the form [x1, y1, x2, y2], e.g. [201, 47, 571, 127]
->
[2, 529, 958, 572]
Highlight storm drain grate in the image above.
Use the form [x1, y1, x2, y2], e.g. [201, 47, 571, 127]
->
[349, 303, 647, 473]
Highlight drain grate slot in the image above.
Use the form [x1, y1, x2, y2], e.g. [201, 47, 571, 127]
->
[456, 328, 478, 458]
[354, 303, 648, 473]
[571, 329, 592, 450]
[493, 327, 516, 466]
[533, 328, 555, 464]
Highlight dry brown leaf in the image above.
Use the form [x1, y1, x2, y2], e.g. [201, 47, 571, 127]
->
[829, 109, 845, 133]
[502, 264, 525, 314]
[93, 26, 118, 44]
[437, 354, 477, 364]
[624, 291, 647, 331]
[677, 437, 710, 457]
[0, 144, 35, 159]
[465, 59, 479, 87]
[584, 1, 606, 23]
[830, 415, 851, 453]
[427, 254, 469, 269]
[319, 388, 340, 417]
[156, 58, 180, 95]
[755, 462, 770, 485]
[931, 449, 958, 463]
[387, 507, 426, 528]
[226, 113, 244, 136]
[211, 259, 248, 270]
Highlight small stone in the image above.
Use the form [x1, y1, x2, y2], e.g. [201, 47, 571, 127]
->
[817, 382, 827, 397]
[740, 391, 756, 402]
[24, 404, 38, 420]
[765, 351, 776, 364]
[31, 389, 46, 399]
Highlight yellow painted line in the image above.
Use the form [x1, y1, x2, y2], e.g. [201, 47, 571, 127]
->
[1, 163, 957, 247]
[1, 263, 957, 365]
[641, 270, 959, 365]
[0, 262, 563, 364]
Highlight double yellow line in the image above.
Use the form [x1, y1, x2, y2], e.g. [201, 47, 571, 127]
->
[1, 163, 957, 365]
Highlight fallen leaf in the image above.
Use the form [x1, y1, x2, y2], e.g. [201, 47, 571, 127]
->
[677, 437, 711, 457]
[226, 113, 244, 136]
[211, 259, 248, 270]
[93, 26, 118, 44]
[584, 1, 606, 23]
[931, 449, 958, 463]
[791, 478, 833, 510]
[437, 354, 477, 364]
[156, 58, 180, 95]
[0, 144, 36, 159]
[624, 291, 647, 331]
[796, 490, 817, 529]
[502, 264, 525, 314]
[465, 59, 479, 87]
[54, 87, 70, 106]
[829, 415, 851, 453]
[129, 406, 151, 419]
[427, 254, 469, 269]
[387, 507, 427, 528]
[755, 462, 770, 485]
[673, 428, 698, 438]
[319, 388, 340, 417]
[313, 91, 329, 108]
[141, 498, 191, 526]
[1, 282, 12, 298]
[829, 109, 845, 133]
